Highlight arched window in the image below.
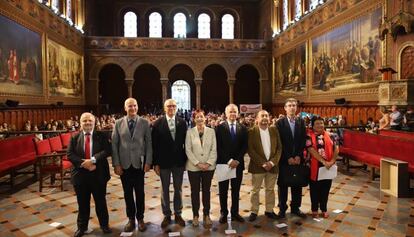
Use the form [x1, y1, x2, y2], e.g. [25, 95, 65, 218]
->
[174, 13, 187, 38]
[282, 0, 289, 30]
[149, 12, 162, 37]
[124, 11, 137, 37]
[198, 13, 211, 39]
[51, 0, 59, 13]
[66, 0, 72, 20]
[171, 80, 191, 111]
[221, 14, 234, 39]
[295, 0, 302, 19]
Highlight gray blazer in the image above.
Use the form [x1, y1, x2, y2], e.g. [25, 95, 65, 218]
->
[111, 116, 153, 170]
[185, 126, 217, 172]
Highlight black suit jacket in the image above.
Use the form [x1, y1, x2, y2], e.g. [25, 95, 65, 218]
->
[68, 131, 111, 186]
[215, 121, 248, 169]
[152, 115, 187, 169]
[276, 117, 306, 166]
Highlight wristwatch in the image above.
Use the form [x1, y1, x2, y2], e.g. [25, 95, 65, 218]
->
[91, 157, 96, 164]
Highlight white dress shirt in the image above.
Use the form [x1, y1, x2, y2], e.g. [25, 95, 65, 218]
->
[259, 127, 271, 160]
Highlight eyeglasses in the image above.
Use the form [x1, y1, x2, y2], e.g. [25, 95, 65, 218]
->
[166, 105, 177, 108]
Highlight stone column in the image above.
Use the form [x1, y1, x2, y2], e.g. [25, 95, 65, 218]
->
[228, 78, 236, 104]
[160, 78, 169, 102]
[195, 78, 202, 109]
[86, 77, 99, 106]
[125, 79, 134, 98]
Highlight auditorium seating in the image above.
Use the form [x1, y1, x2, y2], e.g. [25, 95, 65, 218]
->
[0, 132, 75, 191]
[379, 129, 414, 140]
[339, 129, 414, 179]
[0, 134, 37, 187]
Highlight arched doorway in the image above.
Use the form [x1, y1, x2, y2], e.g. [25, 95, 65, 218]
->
[235, 64, 260, 105]
[98, 64, 127, 114]
[171, 80, 191, 111]
[168, 64, 195, 110]
[133, 64, 162, 114]
[201, 64, 228, 112]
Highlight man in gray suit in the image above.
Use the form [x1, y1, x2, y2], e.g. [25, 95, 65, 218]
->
[112, 98, 152, 232]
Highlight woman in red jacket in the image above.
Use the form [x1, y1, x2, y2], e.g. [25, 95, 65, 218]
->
[306, 117, 339, 218]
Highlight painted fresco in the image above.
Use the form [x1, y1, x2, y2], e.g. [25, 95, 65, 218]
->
[0, 14, 43, 95]
[275, 43, 306, 96]
[48, 39, 83, 97]
[311, 7, 382, 93]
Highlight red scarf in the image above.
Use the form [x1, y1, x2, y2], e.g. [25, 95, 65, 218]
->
[309, 130, 333, 181]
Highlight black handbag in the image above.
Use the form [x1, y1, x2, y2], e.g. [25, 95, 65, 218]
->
[279, 164, 310, 187]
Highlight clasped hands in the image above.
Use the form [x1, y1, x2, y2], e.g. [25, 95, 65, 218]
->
[81, 159, 96, 171]
[196, 162, 211, 171]
[262, 161, 274, 171]
[288, 156, 301, 165]
[115, 164, 151, 176]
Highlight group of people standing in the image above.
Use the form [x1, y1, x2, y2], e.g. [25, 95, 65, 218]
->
[67, 97, 339, 237]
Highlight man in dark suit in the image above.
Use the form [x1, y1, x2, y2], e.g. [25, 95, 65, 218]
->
[276, 98, 307, 218]
[152, 99, 187, 228]
[68, 112, 112, 237]
[216, 104, 248, 223]
[112, 98, 153, 232]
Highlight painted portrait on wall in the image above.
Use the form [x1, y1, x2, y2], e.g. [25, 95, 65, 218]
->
[47, 39, 83, 97]
[0, 14, 43, 96]
[275, 43, 306, 96]
[311, 7, 382, 94]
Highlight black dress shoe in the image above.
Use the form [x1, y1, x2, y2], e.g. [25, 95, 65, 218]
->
[161, 216, 171, 228]
[101, 226, 112, 234]
[248, 213, 257, 222]
[124, 219, 136, 232]
[138, 219, 147, 232]
[264, 212, 279, 219]
[278, 211, 286, 218]
[219, 215, 227, 224]
[292, 209, 307, 218]
[74, 229, 85, 237]
[231, 213, 245, 222]
[175, 214, 186, 227]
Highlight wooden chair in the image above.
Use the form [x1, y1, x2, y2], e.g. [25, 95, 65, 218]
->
[34, 139, 71, 192]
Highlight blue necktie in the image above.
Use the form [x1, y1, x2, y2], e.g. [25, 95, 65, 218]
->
[230, 124, 236, 141]
[128, 120, 135, 136]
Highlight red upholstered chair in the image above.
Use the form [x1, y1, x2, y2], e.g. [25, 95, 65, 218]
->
[60, 133, 72, 149]
[35, 139, 71, 192]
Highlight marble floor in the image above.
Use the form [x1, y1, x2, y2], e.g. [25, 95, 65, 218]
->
[0, 158, 413, 237]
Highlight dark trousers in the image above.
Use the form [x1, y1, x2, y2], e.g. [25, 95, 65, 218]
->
[309, 179, 332, 212]
[278, 184, 303, 212]
[74, 179, 109, 230]
[188, 170, 214, 216]
[160, 166, 185, 216]
[120, 166, 145, 220]
[218, 167, 243, 216]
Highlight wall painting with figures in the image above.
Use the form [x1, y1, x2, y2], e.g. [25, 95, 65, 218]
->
[275, 43, 306, 96]
[0, 14, 43, 96]
[47, 39, 83, 98]
[311, 7, 382, 94]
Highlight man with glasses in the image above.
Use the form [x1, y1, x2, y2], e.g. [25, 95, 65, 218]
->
[152, 99, 188, 228]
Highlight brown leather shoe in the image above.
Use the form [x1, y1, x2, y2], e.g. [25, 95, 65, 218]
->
[175, 214, 186, 227]
[138, 219, 147, 232]
[161, 216, 171, 228]
[124, 219, 135, 232]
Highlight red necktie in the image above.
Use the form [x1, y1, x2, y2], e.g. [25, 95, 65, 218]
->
[85, 133, 91, 160]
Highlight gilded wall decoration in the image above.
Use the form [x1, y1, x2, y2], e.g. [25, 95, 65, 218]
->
[311, 7, 382, 94]
[275, 43, 306, 96]
[47, 39, 83, 98]
[0, 14, 43, 96]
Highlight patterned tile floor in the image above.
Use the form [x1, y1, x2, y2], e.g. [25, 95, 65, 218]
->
[0, 157, 413, 237]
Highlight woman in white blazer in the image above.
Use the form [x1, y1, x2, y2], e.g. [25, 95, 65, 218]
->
[185, 109, 217, 228]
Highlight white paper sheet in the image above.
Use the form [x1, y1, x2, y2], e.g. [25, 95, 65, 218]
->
[216, 164, 237, 182]
[49, 222, 61, 227]
[120, 232, 133, 237]
[168, 232, 181, 237]
[318, 164, 337, 180]
[276, 223, 288, 228]
[333, 209, 343, 213]
[225, 229, 237, 234]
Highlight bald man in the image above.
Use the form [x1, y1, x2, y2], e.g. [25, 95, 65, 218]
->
[68, 113, 112, 237]
[112, 98, 153, 232]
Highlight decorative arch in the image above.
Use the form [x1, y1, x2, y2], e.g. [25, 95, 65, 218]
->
[89, 57, 129, 80]
[200, 61, 231, 81]
[168, 7, 191, 20]
[133, 64, 162, 114]
[98, 64, 127, 114]
[144, 8, 166, 37]
[194, 8, 216, 21]
[119, 7, 140, 36]
[164, 58, 201, 79]
[125, 58, 164, 79]
[398, 42, 414, 80]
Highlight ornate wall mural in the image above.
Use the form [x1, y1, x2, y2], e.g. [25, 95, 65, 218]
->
[47, 39, 83, 97]
[0, 14, 43, 96]
[311, 7, 382, 94]
[275, 43, 306, 96]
